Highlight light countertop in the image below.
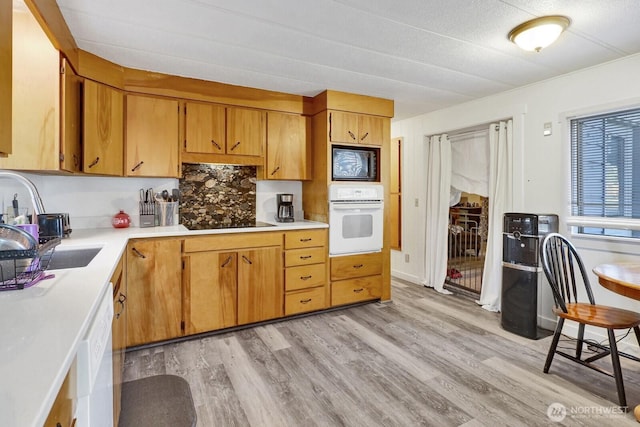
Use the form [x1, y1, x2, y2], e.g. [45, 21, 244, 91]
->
[0, 220, 327, 427]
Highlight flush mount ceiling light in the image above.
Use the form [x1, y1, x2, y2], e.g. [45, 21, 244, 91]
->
[508, 15, 570, 52]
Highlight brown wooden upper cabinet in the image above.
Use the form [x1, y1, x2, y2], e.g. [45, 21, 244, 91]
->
[83, 79, 123, 176]
[329, 111, 384, 146]
[184, 102, 265, 157]
[0, 0, 11, 157]
[125, 94, 180, 177]
[266, 112, 310, 180]
[60, 58, 82, 173]
[0, 4, 60, 170]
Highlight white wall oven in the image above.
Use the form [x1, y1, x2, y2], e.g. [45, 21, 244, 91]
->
[329, 185, 384, 256]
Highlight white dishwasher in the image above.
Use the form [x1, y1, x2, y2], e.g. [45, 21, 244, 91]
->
[76, 283, 114, 427]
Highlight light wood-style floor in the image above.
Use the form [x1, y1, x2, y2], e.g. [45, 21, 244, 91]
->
[123, 279, 640, 426]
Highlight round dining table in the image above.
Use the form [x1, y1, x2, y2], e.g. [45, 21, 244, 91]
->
[592, 262, 640, 420]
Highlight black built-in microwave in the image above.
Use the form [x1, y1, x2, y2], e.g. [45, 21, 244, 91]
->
[331, 145, 379, 182]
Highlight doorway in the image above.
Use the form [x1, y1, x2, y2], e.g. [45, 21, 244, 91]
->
[446, 193, 488, 295]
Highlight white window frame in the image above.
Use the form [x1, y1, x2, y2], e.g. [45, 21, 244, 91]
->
[563, 99, 640, 240]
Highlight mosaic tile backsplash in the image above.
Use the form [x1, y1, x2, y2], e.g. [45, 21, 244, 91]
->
[179, 163, 256, 229]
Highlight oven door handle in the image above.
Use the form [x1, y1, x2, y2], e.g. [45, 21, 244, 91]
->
[330, 203, 383, 211]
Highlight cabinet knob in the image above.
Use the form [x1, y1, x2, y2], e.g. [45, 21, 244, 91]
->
[131, 247, 146, 258]
[131, 161, 144, 172]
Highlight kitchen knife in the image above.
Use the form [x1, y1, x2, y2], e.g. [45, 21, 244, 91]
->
[12, 193, 18, 217]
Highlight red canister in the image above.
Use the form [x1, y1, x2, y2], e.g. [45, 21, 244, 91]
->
[112, 210, 131, 228]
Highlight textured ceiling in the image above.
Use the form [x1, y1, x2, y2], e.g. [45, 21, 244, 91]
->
[56, 0, 640, 120]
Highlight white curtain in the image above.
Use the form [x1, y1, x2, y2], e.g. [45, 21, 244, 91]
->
[477, 120, 513, 312]
[423, 134, 453, 294]
[450, 130, 490, 197]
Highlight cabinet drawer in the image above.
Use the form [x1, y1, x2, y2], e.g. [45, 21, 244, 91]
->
[330, 252, 383, 280]
[285, 247, 326, 267]
[285, 286, 327, 315]
[331, 275, 382, 306]
[285, 263, 326, 291]
[284, 229, 327, 249]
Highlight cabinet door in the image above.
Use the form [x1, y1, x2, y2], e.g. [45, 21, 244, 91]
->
[358, 114, 384, 146]
[83, 79, 123, 176]
[237, 246, 283, 324]
[227, 107, 265, 156]
[0, 0, 11, 156]
[60, 58, 82, 173]
[329, 111, 358, 144]
[111, 257, 126, 427]
[185, 102, 226, 154]
[126, 239, 182, 346]
[184, 251, 237, 334]
[266, 112, 310, 180]
[125, 94, 179, 177]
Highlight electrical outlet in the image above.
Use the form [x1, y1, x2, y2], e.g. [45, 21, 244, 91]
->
[404, 254, 410, 263]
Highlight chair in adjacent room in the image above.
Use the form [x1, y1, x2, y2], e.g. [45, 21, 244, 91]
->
[540, 232, 640, 408]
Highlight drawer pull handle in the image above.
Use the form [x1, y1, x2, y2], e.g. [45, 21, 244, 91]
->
[360, 132, 369, 141]
[300, 238, 312, 242]
[211, 139, 221, 150]
[88, 156, 100, 168]
[116, 292, 127, 318]
[230, 141, 241, 151]
[353, 288, 364, 293]
[353, 264, 364, 269]
[242, 255, 253, 264]
[300, 255, 312, 260]
[221, 256, 233, 268]
[270, 166, 280, 176]
[131, 161, 144, 172]
[348, 130, 356, 140]
[300, 275, 312, 280]
[300, 298, 312, 304]
[131, 247, 146, 258]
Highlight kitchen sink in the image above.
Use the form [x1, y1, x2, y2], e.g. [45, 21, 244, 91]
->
[46, 246, 103, 270]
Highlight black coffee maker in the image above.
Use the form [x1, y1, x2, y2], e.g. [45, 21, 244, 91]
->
[276, 193, 295, 222]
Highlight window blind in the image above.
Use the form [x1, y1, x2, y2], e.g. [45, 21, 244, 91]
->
[570, 107, 640, 237]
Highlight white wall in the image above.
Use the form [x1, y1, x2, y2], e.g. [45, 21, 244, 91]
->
[392, 53, 640, 351]
[0, 174, 301, 228]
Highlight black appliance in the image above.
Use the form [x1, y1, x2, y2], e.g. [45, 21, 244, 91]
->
[37, 213, 72, 243]
[276, 193, 295, 222]
[331, 145, 379, 181]
[501, 213, 558, 339]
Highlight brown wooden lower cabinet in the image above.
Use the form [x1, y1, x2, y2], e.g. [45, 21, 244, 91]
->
[285, 286, 326, 315]
[331, 275, 382, 306]
[183, 251, 237, 334]
[111, 255, 126, 426]
[126, 238, 182, 347]
[237, 247, 283, 325]
[44, 363, 75, 427]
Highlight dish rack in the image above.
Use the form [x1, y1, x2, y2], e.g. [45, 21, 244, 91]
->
[0, 238, 60, 291]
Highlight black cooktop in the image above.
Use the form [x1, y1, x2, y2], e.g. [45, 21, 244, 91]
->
[184, 221, 276, 231]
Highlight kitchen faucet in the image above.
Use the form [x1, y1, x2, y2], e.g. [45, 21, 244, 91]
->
[0, 170, 46, 217]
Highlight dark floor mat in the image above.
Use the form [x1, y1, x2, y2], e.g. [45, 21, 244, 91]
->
[119, 374, 197, 427]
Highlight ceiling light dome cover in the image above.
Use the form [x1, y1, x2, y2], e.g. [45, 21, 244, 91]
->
[508, 15, 570, 52]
